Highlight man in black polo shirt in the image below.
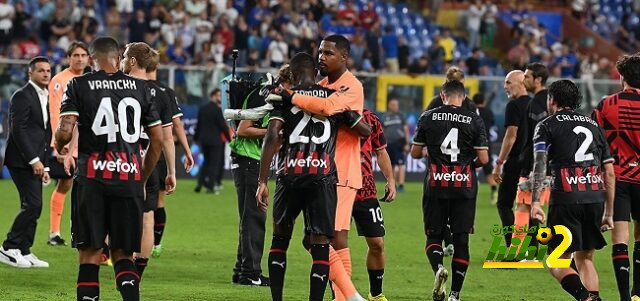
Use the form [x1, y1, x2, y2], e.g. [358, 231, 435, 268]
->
[492, 70, 530, 247]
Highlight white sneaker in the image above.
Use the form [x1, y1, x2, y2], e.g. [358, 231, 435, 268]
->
[433, 266, 449, 301]
[23, 253, 49, 268]
[448, 295, 461, 301]
[345, 293, 367, 301]
[0, 247, 31, 268]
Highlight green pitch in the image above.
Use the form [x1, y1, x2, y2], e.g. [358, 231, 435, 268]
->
[0, 179, 620, 300]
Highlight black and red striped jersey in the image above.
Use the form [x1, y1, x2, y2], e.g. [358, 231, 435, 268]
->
[59, 70, 160, 196]
[356, 110, 387, 201]
[270, 84, 362, 186]
[592, 88, 640, 184]
[413, 105, 488, 199]
[534, 110, 614, 205]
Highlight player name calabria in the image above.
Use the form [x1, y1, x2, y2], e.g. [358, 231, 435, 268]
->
[431, 112, 472, 124]
[555, 114, 598, 126]
[88, 79, 138, 90]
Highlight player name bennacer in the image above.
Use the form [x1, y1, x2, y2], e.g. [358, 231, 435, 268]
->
[555, 114, 598, 127]
[87, 79, 138, 90]
[293, 89, 329, 98]
[431, 112, 472, 124]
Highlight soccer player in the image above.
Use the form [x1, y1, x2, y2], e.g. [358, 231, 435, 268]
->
[411, 80, 489, 301]
[54, 36, 164, 301]
[426, 67, 478, 113]
[46, 41, 89, 246]
[492, 70, 530, 247]
[383, 99, 408, 192]
[511, 63, 551, 256]
[269, 35, 366, 301]
[592, 54, 640, 301]
[146, 52, 194, 258]
[258, 52, 369, 301]
[531, 80, 615, 301]
[120, 43, 177, 278]
[353, 108, 396, 301]
[472, 94, 497, 205]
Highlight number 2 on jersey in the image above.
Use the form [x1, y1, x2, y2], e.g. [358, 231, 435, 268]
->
[91, 97, 142, 143]
[441, 128, 460, 162]
[572, 126, 594, 162]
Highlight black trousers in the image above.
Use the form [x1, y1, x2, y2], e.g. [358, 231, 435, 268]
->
[231, 154, 266, 278]
[3, 167, 43, 254]
[215, 145, 225, 186]
[198, 144, 224, 190]
[496, 158, 521, 246]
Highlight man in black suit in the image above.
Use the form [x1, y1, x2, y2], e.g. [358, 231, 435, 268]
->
[0, 56, 52, 268]
[194, 88, 230, 194]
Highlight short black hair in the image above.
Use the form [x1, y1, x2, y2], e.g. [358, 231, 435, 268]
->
[442, 80, 465, 97]
[66, 41, 89, 57]
[323, 34, 350, 55]
[29, 56, 49, 70]
[211, 88, 221, 96]
[616, 53, 640, 89]
[290, 52, 315, 75]
[525, 62, 549, 85]
[472, 93, 485, 105]
[90, 36, 120, 57]
[548, 79, 582, 110]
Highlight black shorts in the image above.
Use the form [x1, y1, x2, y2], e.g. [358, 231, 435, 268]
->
[273, 179, 336, 237]
[71, 178, 143, 253]
[144, 169, 160, 212]
[387, 141, 406, 166]
[352, 199, 385, 237]
[156, 159, 167, 190]
[47, 154, 74, 179]
[422, 192, 476, 236]
[547, 203, 606, 253]
[613, 182, 640, 222]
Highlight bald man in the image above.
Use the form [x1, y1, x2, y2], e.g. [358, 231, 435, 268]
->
[491, 70, 532, 248]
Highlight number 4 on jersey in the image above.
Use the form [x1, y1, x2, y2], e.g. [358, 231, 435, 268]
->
[441, 128, 460, 162]
[91, 97, 142, 143]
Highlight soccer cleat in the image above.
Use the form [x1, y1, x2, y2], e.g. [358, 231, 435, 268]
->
[447, 295, 460, 301]
[47, 235, 67, 246]
[100, 253, 112, 266]
[0, 247, 31, 268]
[232, 274, 239, 284]
[432, 266, 448, 301]
[238, 274, 270, 286]
[631, 295, 640, 301]
[368, 293, 388, 301]
[397, 185, 405, 193]
[443, 244, 454, 257]
[194, 186, 202, 193]
[152, 245, 163, 257]
[23, 253, 49, 268]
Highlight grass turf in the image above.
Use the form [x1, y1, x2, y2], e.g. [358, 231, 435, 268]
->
[0, 179, 621, 300]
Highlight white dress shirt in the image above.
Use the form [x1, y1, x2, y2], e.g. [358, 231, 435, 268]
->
[28, 80, 49, 165]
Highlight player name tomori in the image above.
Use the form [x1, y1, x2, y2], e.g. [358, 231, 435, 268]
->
[88, 79, 138, 90]
[431, 112, 472, 124]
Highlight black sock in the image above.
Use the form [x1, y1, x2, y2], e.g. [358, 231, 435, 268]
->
[114, 259, 140, 301]
[450, 233, 470, 298]
[77, 264, 99, 301]
[612, 243, 631, 301]
[134, 257, 149, 279]
[633, 241, 640, 296]
[490, 185, 497, 194]
[570, 258, 579, 273]
[498, 206, 514, 246]
[560, 274, 589, 300]
[368, 269, 384, 297]
[425, 238, 444, 273]
[309, 244, 330, 301]
[268, 236, 290, 301]
[153, 208, 166, 246]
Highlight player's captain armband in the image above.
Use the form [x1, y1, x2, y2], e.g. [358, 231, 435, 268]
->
[534, 142, 546, 152]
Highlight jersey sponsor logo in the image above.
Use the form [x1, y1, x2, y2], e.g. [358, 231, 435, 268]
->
[282, 151, 331, 176]
[429, 164, 473, 188]
[558, 166, 605, 192]
[86, 151, 141, 181]
[286, 155, 328, 169]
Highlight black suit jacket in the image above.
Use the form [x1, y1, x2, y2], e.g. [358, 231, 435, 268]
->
[3, 83, 51, 169]
[194, 102, 230, 146]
